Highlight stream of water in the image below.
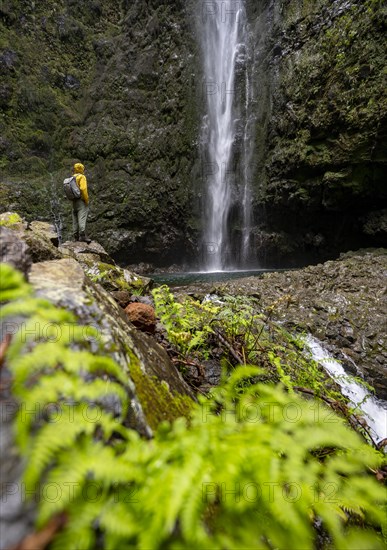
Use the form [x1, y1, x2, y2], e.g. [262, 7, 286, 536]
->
[305, 335, 387, 442]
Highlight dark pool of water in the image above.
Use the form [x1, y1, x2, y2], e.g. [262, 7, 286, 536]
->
[151, 269, 289, 287]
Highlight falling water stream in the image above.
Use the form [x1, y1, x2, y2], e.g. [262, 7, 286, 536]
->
[200, 1, 247, 271]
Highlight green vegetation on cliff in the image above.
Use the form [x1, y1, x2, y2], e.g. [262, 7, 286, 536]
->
[0, 0, 199, 262]
[1, 0, 386, 265]
[248, 0, 387, 263]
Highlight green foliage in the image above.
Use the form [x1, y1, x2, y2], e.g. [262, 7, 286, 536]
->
[87, 268, 109, 283]
[152, 287, 383, 444]
[30, 375, 387, 549]
[153, 285, 219, 358]
[0, 263, 31, 302]
[2, 267, 386, 549]
[0, 212, 23, 227]
[153, 287, 340, 394]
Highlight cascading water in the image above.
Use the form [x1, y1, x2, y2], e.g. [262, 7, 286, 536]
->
[305, 335, 387, 442]
[200, 1, 247, 271]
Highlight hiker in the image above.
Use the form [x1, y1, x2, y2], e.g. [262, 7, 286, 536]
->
[71, 162, 90, 243]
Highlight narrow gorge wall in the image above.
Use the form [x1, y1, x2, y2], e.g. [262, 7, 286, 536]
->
[246, 0, 387, 266]
[0, 0, 199, 266]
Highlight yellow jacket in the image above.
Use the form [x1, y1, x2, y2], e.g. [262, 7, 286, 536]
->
[73, 163, 89, 205]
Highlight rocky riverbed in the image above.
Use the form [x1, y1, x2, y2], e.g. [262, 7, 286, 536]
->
[174, 249, 387, 400]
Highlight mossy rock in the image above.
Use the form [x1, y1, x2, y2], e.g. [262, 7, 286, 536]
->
[59, 240, 152, 293]
[28, 257, 195, 435]
[0, 213, 62, 262]
[0, 211, 24, 228]
[84, 260, 152, 294]
[129, 358, 194, 431]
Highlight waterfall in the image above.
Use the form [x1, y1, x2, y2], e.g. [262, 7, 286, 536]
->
[305, 335, 387, 442]
[200, 1, 247, 271]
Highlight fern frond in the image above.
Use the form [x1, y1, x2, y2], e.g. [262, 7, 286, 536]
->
[50, 501, 100, 550]
[0, 263, 31, 302]
[99, 500, 139, 539]
[11, 344, 127, 388]
[23, 407, 97, 488]
[16, 373, 129, 449]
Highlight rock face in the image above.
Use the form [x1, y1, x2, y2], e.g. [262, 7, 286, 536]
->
[0, 0, 199, 266]
[245, 0, 387, 265]
[176, 249, 387, 399]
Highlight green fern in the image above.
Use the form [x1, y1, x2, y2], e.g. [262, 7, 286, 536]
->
[0, 263, 31, 302]
[2, 266, 386, 549]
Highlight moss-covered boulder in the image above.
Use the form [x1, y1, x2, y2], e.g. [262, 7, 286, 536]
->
[28, 257, 194, 433]
[59, 240, 152, 294]
[0, 257, 193, 549]
[0, 212, 62, 262]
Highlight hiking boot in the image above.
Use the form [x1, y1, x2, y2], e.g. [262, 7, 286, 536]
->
[73, 232, 79, 241]
[79, 232, 91, 244]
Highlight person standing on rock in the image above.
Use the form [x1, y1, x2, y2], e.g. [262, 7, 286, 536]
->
[72, 163, 91, 243]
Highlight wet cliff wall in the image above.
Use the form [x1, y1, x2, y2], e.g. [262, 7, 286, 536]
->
[0, 0, 199, 266]
[247, 0, 387, 266]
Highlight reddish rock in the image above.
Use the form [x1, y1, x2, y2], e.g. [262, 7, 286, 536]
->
[124, 303, 156, 334]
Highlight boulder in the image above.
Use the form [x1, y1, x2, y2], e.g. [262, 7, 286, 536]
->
[28, 258, 194, 433]
[0, 226, 32, 275]
[0, 212, 62, 263]
[124, 302, 156, 334]
[23, 221, 62, 262]
[59, 240, 115, 264]
[28, 221, 59, 246]
[59, 240, 152, 294]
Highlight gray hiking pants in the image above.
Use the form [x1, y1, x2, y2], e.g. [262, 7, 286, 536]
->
[72, 199, 89, 234]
